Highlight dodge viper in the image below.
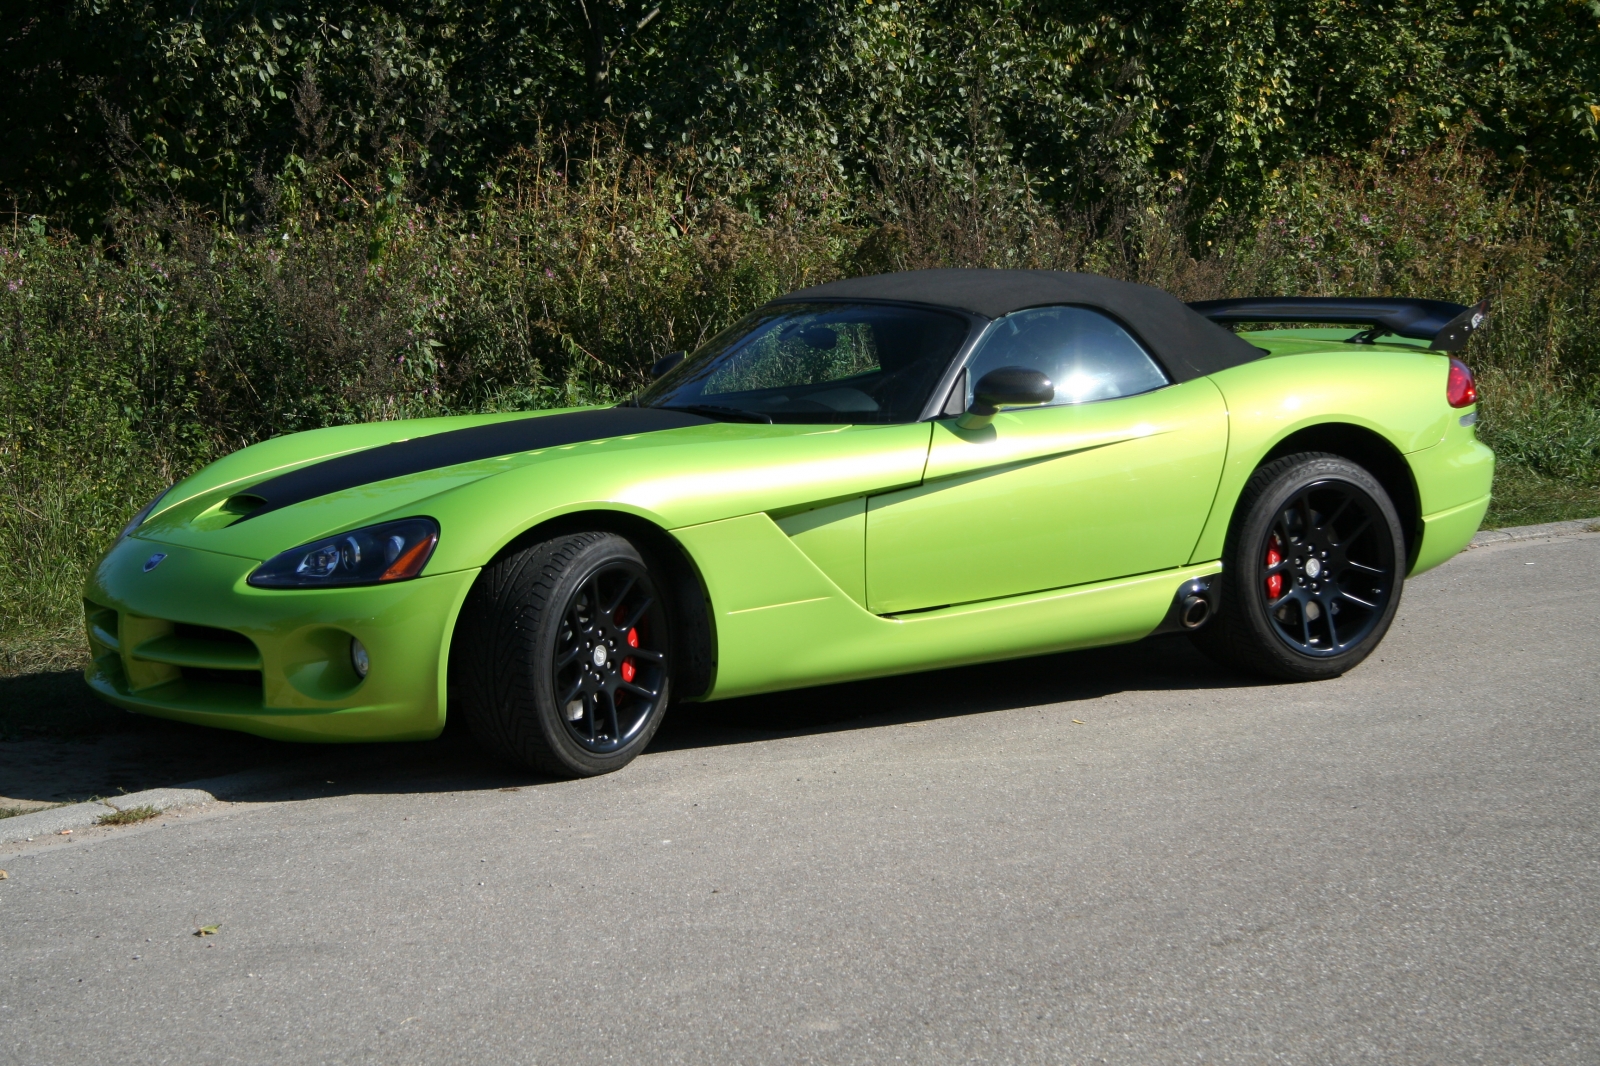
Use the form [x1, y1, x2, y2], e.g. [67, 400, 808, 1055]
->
[84, 269, 1494, 776]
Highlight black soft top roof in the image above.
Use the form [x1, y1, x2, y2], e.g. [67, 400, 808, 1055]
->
[770, 269, 1264, 383]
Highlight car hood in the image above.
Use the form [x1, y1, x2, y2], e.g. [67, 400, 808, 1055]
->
[128, 407, 935, 568]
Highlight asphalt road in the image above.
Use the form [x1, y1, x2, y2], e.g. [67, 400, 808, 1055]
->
[3, 533, 1598, 1065]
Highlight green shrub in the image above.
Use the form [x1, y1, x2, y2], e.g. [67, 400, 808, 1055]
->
[3, 141, 1598, 673]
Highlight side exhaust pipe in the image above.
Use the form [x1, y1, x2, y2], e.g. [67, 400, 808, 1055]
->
[1153, 577, 1217, 635]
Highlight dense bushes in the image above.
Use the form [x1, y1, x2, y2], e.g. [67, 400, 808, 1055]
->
[7, 2, 1599, 233]
[3, 138, 1598, 669]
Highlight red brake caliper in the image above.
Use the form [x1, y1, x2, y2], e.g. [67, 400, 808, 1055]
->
[621, 626, 640, 683]
[1265, 534, 1284, 600]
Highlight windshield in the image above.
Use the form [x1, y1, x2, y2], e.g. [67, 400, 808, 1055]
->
[638, 302, 971, 423]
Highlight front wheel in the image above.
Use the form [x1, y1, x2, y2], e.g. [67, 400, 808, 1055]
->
[454, 532, 672, 777]
[1191, 452, 1406, 682]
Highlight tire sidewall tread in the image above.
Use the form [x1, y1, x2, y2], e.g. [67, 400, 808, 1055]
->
[455, 532, 671, 777]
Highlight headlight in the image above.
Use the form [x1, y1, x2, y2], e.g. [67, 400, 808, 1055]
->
[247, 517, 440, 589]
[117, 486, 173, 542]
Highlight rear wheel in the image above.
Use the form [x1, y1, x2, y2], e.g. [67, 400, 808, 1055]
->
[455, 532, 672, 777]
[1192, 453, 1405, 681]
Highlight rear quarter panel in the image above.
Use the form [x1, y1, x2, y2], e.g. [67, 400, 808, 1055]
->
[1190, 345, 1455, 564]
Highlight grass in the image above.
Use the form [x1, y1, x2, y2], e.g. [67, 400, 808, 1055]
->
[0, 805, 54, 820]
[96, 804, 163, 826]
[1482, 465, 1600, 528]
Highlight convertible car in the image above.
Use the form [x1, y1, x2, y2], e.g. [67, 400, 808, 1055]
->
[84, 270, 1494, 776]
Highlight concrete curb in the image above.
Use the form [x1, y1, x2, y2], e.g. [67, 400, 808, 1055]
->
[1, 787, 216, 844]
[103, 788, 214, 812]
[176, 766, 317, 801]
[1, 761, 328, 846]
[1469, 516, 1600, 548]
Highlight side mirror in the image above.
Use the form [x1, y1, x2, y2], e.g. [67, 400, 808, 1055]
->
[650, 351, 686, 379]
[956, 366, 1054, 429]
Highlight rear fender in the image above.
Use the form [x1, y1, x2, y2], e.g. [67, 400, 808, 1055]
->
[1191, 351, 1452, 565]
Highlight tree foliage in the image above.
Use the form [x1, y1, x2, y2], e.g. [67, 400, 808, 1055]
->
[4, 1, 1597, 231]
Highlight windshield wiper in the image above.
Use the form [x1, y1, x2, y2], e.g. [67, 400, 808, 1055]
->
[659, 404, 773, 424]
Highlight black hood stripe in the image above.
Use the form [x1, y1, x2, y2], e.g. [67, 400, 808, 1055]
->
[237, 407, 711, 521]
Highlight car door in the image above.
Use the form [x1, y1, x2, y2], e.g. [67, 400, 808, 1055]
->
[864, 305, 1229, 615]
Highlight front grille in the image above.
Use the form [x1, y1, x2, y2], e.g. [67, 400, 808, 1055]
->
[172, 622, 257, 651]
[84, 600, 264, 711]
[183, 666, 265, 691]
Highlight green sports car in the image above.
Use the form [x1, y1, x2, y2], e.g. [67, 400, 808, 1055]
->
[84, 270, 1494, 776]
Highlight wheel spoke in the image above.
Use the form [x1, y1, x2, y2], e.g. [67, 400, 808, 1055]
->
[585, 694, 598, 741]
[1337, 516, 1372, 547]
[625, 647, 665, 663]
[602, 689, 622, 742]
[559, 675, 584, 704]
[556, 643, 585, 668]
[1325, 493, 1354, 529]
[619, 680, 660, 700]
[1277, 503, 1299, 542]
[1338, 589, 1378, 609]
[1323, 597, 1341, 648]
[1344, 559, 1385, 575]
[602, 575, 638, 617]
[621, 595, 655, 630]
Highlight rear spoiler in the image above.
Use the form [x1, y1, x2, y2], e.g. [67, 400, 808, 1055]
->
[1188, 297, 1489, 352]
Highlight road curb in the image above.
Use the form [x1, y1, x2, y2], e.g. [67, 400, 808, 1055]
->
[1468, 516, 1600, 548]
[2, 758, 334, 847]
[103, 787, 214, 812]
[1, 787, 216, 844]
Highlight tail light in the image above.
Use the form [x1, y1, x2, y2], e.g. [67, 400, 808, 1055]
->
[1446, 358, 1477, 408]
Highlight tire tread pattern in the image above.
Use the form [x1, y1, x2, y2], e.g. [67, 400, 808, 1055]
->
[456, 532, 613, 776]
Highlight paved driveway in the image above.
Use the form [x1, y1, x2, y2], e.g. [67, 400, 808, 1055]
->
[3, 534, 1597, 1064]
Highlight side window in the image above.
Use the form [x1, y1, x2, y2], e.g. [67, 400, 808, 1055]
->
[965, 306, 1169, 407]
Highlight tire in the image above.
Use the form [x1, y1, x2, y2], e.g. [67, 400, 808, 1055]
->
[454, 532, 673, 777]
[1191, 452, 1406, 682]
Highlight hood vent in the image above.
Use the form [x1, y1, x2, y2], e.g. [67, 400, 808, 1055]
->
[190, 493, 269, 531]
[222, 494, 267, 517]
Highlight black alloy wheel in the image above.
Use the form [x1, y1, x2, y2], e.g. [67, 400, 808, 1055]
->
[1258, 479, 1396, 657]
[454, 532, 674, 777]
[1192, 452, 1407, 681]
[553, 561, 669, 754]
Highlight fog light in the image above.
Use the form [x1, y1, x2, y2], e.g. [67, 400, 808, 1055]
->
[350, 638, 370, 679]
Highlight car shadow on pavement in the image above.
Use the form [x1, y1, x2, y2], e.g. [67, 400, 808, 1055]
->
[650, 632, 1251, 752]
[0, 669, 305, 810]
[1, 634, 1258, 810]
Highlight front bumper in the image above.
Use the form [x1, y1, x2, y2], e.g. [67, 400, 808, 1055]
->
[83, 535, 477, 742]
